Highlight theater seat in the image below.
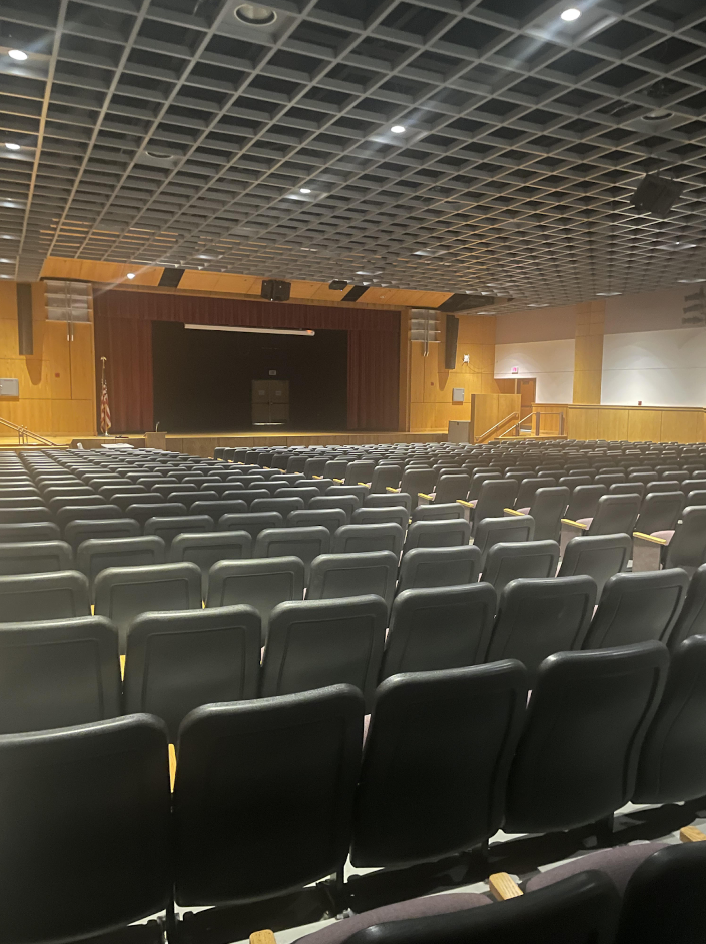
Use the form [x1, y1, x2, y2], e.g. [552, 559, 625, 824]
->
[254, 525, 330, 575]
[412, 503, 465, 523]
[0, 715, 171, 944]
[218, 511, 283, 542]
[308, 551, 398, 611]
[0, 570, 90, 621]
[77, 536, 166, 593]
[169, 530, 252, 597]
[288, 508, 347, 535]
[94, 562, 202, 654]
[123, 605, 261, 741]
[332, 523, 405, 556]
[0, 616, 120, 733]
[669, 563, 706, 648]
[144, 514, 214, 548]
[381, 584, 496, 678]
[397, 545, 481, 592]
[473, 516, 534, 569]
[504, 642, 668, 834]
[206, 557, 305, 643]
[173, 685, 364, 907]
[481, 540, 560, 597]
[261, 595, 387, 709]
[405, 518, 471, 549]
[352, 506, 409, 529]
[558, 534, 631, 600]
[0, 540, 72, 575]
[350, 661, 527, 869]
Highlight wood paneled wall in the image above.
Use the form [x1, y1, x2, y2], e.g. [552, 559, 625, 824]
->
[409, 315, 509, 431]
[0, 281, 97, 436]
[572, 301, 605, 404]
[533, 402, 705, 443]
[471, 393, 522, 441]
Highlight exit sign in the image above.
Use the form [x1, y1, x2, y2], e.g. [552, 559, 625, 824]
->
[511, 366, 519, 374]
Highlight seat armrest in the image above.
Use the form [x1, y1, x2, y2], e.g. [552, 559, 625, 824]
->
[633, 531, 667, 545]
[561, 518, 588, 530]
[386, 486, 401, 493]
[681, 826, 706, 843]
[489, 873, 523, 901]
[457, 499, 474, 508]
[250, 932, 276, 944]
[504, 507, 524, 516]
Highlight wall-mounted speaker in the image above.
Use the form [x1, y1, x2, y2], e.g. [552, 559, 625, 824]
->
[159, 267, 185, 288]
[16, 282, 33, 355]
[261, 279, 291, 301]
[445, 314, 459, 369]
[631, 173, 684, 217]
[437, 294, 496, 313]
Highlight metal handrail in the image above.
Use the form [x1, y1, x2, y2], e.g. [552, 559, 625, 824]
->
[0, 416, 56, 446]
[500, 409, 565, 438]
[475, 411, 519, 444]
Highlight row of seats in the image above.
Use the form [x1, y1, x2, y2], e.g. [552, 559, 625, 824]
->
[4, 640, 706, 942]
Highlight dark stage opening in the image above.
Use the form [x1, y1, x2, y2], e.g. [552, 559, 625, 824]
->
[152, 321, 348, 433]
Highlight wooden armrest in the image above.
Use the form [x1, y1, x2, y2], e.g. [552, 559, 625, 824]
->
[561, 519, 587, 530]
[250, 931, 276, 944]
[119, 654, 125, 680]
[457, 499, 474, 508]
[169, 743, 176, 792]
[313, 475, 322, 479]
[633, 531, 667, 545]
[504, 507, 524, 516]
[680, 826, 706, 843]
[386, 486, 401, 493]
[333, 478, 344, 484]
[419, 492, 435, 501]
[489, 872, 523, 901]
[359, 482, 371, 487]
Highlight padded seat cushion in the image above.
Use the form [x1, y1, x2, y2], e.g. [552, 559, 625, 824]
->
[576, 517, 593, 527]
[651, 530, 675, 543]
[294, 893, 490, 944]
[525, 842, 668, 895]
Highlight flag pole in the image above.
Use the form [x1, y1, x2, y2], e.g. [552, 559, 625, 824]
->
[100, 356, 111, 436]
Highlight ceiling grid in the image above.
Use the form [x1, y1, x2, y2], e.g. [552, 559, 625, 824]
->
[1, 0, 706, 309]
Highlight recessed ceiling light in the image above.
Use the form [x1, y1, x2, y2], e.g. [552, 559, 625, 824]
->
[234, 4, 276, 26]
[596, 292, 621, 296]
[678, 278, 706, 283]
[659, 241, 697, 251]
[8, 49, 27, 61]
[391, 125, 406, 134]
[4, 143, 20, 151]
[560, 8, 581, 21]
[299, 188, 311, 194]
[528, 303, 549, 308]
[126, 272, 136, 279]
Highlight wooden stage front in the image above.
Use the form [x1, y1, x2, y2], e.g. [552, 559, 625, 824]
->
[55, 430, 449, 456]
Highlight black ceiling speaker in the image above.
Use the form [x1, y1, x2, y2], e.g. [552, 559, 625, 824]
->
[342, 285, 369, 301]
[261, 279, 291, 301]
[329, 280, 347, 291]
[158, 267, 184, 288]
[631, 173, 685, 217]
[438, 294, 496, 313]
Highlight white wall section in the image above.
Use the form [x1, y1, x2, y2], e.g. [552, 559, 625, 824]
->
[495, 338, 575, 403]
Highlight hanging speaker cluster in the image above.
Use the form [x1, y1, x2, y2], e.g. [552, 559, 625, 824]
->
[261, 279, 291, 301]
[631, 173, 684, 217]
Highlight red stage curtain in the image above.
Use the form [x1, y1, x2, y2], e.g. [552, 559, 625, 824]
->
[93, 290, 401, 433]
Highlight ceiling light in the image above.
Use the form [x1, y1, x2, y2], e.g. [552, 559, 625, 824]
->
[659, 241, 697, 251]
[234, 4, 276, 26]
[391, 125, 406, 134]
[126, 272, 136, 279]
[678, 278, 706, 283]
[299, 188, 311, 194]
[596, 291, 621, 296]
[560, 8, 581, 21]
[527, 303, 549, 308]
[8, 49, 27, 61]
[4, 143, 20, 151]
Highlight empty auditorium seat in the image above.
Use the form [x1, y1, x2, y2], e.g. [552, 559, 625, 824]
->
[0, 714, 171, 943]
[254, 525, 330, 574]
[169, 530, 252, 597]
[405, 518, 471, 549]
[0, 615, 120, 733]
[525, 486, 570, 541]
[565, 484, 607, 523]
[206, 557, 305, 641]
[94, 562, 202, 654]
[662, 506, 706, 575]
[412, 503, 465, 522]
[0, 540, 72, 575]
[123, 605, 261, 741]
[365, 492, 412, 513]
[125, 502, 188, 529]
[481, 540, 560, 597]
[352, 505, 409, 529]
[310, 494, 360, 520]
[218, 510, 283, 541]
[332, 523, 405, 556]
[0, 570, 90, 621]
[381, 584, 496, 678]
[370, 464, 402, 493]
[581, 494, 641, 536]
[583, 569, 689, 649]
[473, 515, 534, 569]
[308, 551, 398, 610]
[77, 537, 166, 590]
[0, 507, 52, 524]
[288, 507, 347, 535]
[470, 479, 518, 534]
[397, 545, 481, 592]
[64, 517, 140, 550]
[261, 596, 387, 708]
[504, 642, 668, 834]
[558, 533, 632, 600]
[485, 576, 597, 683]
[144, 514, 214, 547]
[350, 661, 527, 868]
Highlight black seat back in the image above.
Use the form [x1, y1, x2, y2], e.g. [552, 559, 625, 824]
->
[350, 661, 527, 868]
[472, 480, 518, 532]
[558, 533, 632, 600]
[0, 540, 72, 576]
[473, 515, 534, 568]
[583, 569, 689, 649]
[669, 562, 706, 648]
[0, 715, 171, 943]
[382, 583, 496, 679]
[169, 530, 252, 597]
[397, 545, 481, 592]
[505, 642, 668, 833]
[486, 576, 597, 684]
[76, 537, 166, 591]
[528, 487, 569, 542]
[634, 635, 706, 804]
[0, 616, 120, 734]
[565, 485, 607, 522]
[482, 540, 560, 597]
[253, 526, 330, 575]
[261, 595, 387, 709]
[0, 570, 90, 621]
[405, 518, 471, 549]
[173, 685, 364, 906]
[124, 605, 261, 742]
[217, 511, 283, 541]
[332, 523, 405, 556]
[588, 494, 641, 536]
[308, 551, 398, 611]
[634, 491, 684, 536]
[665, 506, 706, 575]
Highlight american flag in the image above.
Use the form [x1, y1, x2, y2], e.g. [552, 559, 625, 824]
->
[100, 359, 111, 433]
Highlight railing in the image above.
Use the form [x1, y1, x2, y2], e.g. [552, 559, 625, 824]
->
[475, 411, 520, 444]
[0, 416, 56, 446]
[500, 410, 565, 438]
